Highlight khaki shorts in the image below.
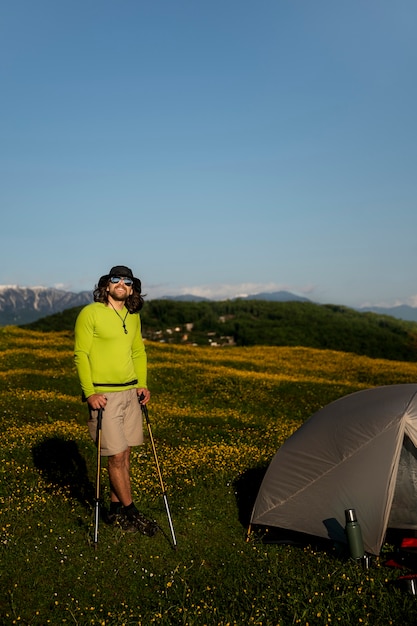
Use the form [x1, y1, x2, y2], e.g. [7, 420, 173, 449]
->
[88, 389, 144, 456]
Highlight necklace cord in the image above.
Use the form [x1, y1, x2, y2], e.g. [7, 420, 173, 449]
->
[109, 302, 129, 334]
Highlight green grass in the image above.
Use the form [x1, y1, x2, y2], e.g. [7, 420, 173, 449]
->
[2, 327, 417, 625]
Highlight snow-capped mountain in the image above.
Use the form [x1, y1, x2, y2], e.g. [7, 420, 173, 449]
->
[0, 286, 92, 325]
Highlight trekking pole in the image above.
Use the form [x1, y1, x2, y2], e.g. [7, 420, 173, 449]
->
[139, 397, 177, 549]
[93, 408, 103, 549]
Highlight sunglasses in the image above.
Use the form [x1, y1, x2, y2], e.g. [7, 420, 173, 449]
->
[109, 276, 134, 286]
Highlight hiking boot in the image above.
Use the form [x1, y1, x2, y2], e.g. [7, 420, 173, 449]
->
[128, 510, 159, 537]
[106, 510, 137, 533]
[105, 509, 120, 525]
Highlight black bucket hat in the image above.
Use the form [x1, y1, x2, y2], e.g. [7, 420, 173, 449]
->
[109, 265, 134, 280]
[98, 265, 141, 291]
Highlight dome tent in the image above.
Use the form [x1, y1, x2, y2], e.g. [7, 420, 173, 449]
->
[250, 384, 417, 555]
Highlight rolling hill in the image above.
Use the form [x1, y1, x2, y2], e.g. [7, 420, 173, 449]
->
[19, 298, 417, 363]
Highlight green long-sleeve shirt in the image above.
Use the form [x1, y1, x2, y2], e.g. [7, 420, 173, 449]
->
[74, 302, 147, 399]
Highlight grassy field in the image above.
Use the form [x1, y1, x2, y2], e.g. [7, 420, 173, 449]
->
[2, 326, 417, 625]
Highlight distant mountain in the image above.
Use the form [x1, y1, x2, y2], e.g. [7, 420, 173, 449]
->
[358, 305, 417, 323]
[0, 286, 92, 325]
[161, 291, 310, 303]
[236, 291, 310, 303]
[3, 286, 306, 326]
[2, 284, 417, 327]
[161, 294, 210, 302]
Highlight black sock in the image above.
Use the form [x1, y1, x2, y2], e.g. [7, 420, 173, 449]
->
[123, 502, 138, 518]
[110, 501, 122, 514]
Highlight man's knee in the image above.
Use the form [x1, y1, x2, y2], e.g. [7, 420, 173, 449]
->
[108, 448, 129, 469]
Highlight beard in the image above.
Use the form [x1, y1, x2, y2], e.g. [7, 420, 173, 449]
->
[111, 292, 128, 302]
[108, 285, 130, 302]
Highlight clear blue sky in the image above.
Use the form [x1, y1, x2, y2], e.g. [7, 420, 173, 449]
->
[1, 0, 416, 307]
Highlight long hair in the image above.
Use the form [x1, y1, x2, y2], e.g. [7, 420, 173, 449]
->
[93, 276, 144, 313]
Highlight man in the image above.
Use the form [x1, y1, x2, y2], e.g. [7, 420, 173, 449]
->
[74, 265, 157, 536]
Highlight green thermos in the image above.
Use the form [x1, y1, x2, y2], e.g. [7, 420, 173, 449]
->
[345, 508, 365, 560]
